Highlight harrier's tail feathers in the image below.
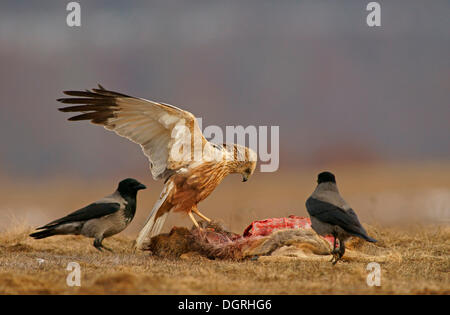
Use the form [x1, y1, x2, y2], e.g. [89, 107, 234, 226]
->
[152, 212, 168, 237]
[135, 209, 169, 250]
[136, 210, 169, 246]
[135, 182, 173, 249]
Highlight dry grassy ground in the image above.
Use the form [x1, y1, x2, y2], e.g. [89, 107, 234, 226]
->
[0, 163, 449, 294]
[0, 224, 448, 294]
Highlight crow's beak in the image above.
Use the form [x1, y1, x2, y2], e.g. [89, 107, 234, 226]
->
[137, 184, 147, 190]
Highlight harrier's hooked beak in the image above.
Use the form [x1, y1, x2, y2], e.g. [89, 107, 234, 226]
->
[242, 167, 253, 182]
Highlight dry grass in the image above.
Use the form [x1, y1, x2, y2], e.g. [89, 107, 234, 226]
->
[0, 223, 448, 295]
[0, 163, 449, 294]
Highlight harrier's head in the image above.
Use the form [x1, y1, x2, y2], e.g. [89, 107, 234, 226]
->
[223, 144, 257, 182]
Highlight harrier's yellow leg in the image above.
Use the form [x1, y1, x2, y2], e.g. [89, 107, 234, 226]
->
[192, 206, 211, 223]
[188, 211, 200, 228]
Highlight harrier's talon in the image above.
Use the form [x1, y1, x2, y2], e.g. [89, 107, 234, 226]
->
[188, 211, 200, 229]
[192, 207, 212, 223]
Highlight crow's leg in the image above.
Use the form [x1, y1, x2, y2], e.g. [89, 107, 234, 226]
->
[338, 241, 346, 259]
[93, 236, 113, 252]
[101, 244, 114, 252]
[330, 232, 339, 263]
[332, 240, 346, 265]
[330, 251, 339, 264]
[94, 238, 103, 251]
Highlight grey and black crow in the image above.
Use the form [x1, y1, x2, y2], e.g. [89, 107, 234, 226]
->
[306, 171, 377, 264]
[30, 178, 146, 251]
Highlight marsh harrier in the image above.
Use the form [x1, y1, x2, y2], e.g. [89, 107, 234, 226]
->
[58, 85, 257, 249]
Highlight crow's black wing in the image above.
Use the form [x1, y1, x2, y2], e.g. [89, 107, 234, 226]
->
[38, 202, 121, 229]
[346, 208, 360, 223]
[306, 197, 374, 241]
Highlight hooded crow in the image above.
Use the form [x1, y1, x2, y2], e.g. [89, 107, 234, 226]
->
[30, 178, 146, 251]
[306, 172, 377, 264]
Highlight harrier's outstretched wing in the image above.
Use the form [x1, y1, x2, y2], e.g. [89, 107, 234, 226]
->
[58, 85, 213, 180]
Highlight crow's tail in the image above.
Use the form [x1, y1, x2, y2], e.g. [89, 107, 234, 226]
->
[361, 234, 377, 243]
[29, 228, 58, 239]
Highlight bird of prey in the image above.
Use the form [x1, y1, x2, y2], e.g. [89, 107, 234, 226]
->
[305, 171, 377, 264]
[30, 178, 146, 251]
[57, 85, 257, 249]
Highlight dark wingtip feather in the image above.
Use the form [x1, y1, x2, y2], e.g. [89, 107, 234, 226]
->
[92, 86, 131, 98]
[59, 105, 112, 112]
[62, 90, 106, 98]
[67, 113, 95, 121]
[67, 111, 114, 123]
[60, 86, 130, 100]
[57, 86, 130, 118]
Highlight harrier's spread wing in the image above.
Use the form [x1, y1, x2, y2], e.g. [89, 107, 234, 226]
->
[58, 85, 216, 180]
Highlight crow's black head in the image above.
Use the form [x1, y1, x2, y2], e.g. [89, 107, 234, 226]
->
[117, 178, 146, 196]
[317, 171, 336, 184]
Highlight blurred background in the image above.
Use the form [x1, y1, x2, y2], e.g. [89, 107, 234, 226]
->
[0, 1, 449, 234]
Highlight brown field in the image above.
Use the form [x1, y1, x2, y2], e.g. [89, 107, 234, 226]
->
[0, 163, 449, 294]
